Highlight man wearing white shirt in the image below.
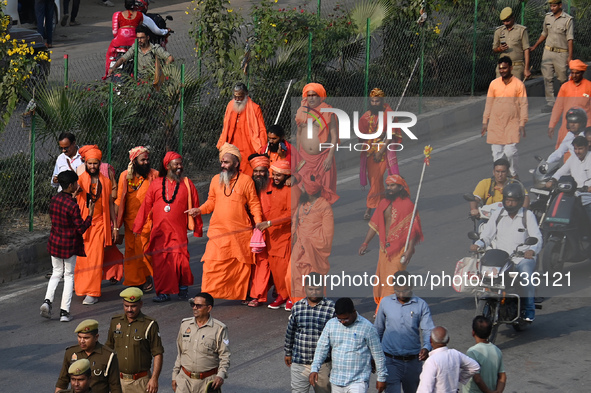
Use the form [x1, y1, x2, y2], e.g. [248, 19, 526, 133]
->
[547, 136, 591, 223]
[547, 107, 587, 163]
[470, 183, 543, 321]
[417, 327, 480, 393]
[51, 132, 82, 189]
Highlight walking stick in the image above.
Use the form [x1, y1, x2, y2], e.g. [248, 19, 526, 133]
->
[400, 145, 433, 265]
[265, 80, 293, 154]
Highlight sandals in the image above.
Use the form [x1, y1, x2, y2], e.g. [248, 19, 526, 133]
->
[248, 299, 263, 307]
[363, 212, 371, 220]
[142, 277, 154, 293]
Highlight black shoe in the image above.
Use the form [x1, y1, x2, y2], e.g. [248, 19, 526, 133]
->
[60, 309, 73, 322]
[541, 104, 553, 113]
[153, 294, 171, 303]
[178, 289, 189, 301]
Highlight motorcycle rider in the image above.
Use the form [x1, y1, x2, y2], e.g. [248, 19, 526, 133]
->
[469, 158, 529, 218]
[470, 183, 542, 322]
[546, 136, 591, 224]
[547, 107, 588, 164]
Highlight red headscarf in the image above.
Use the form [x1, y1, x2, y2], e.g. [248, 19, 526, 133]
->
[163, 151, 182, 168]
[385, 174, 410, 196]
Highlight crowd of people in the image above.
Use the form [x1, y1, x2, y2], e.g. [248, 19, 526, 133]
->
[40, 1, 591, 391]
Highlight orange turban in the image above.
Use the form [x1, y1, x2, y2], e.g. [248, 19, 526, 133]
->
[569, 59, 588, 72]
[386, 174, 410, 196]
[301, 175, 322, 196]
[127, 146, 149, 180]
[249, 155, 270, 169]
[271, 160, 291, 175]
[219, 142, 241, 162]
[302, 83, 327, 100]
[79, 145, 99, 160]
[370, 88, 385, 97]
[84, 148, 102, 161]
[163, 151, 182, 168]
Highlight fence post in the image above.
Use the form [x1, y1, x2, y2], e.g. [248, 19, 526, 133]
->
[198, 25, 202, 79]
[364, 18, 370, 100]
[29, 114, 36, 232]
[64, 54, 69, 87]
[419, 15, 425, 114]
[471, 0, 478, 96]
[317, 0, 321, 18]
[134, 39, 139, 81]
[179, 64, 185, 155]
[521, 1, 525, 25]
[307, 32, 313, 83]
[567, 0, 570, 14]
[107, 82, 113, 164]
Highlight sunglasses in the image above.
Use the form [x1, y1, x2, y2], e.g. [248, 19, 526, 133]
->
[189, 301, 208, 309]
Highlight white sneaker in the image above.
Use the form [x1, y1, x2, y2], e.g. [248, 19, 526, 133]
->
[83, 295, 99, 305]
[40, 300, 52, 319]
[60, 310, 73, 322]
[103, 0, 115, 6]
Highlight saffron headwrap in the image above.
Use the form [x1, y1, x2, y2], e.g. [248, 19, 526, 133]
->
[369, 88, 385, 97]
[249, 155, 270, 169]
[79, 145, 99, 160]
[163, 151, 182, 168]
[302, 83, 327, 100]
[385, 174, 410, 196]
[84, 148, 102, 161]
[127, 146, 149, 180]
[219, 142, 241, 162]
[271, 160, 291, 175]
[301, 175, 323, 196]
[569, 59, 588, 72]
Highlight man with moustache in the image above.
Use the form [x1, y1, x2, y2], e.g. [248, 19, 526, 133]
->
[186, 143, 263, 301]
[359, 175, 423, 309]
[58, 359, 93, 393]
[255, 159, 294, 310]
[359, 88, 402, 220]
[116, 146, 159, 291]
[264, 124, 292, 168]
[134, 152, 203, 303]
[217, 83, 267, 176]
[75, 147, 118, 305]
[106, 288, 164, 393]
[52, 132, 82, 190]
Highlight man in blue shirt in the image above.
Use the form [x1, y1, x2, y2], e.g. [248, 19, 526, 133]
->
[375, 271, 435, 393]
[285, 272, 335, 393]
[310, 297, 387, 393]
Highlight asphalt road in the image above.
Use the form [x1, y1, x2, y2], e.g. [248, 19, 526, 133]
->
[1, 95, 590, 392]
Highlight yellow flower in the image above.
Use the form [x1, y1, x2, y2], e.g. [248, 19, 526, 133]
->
[185, 11, 189, 14]
[270, 23, 276, 27]
[228, 8, 233, 12]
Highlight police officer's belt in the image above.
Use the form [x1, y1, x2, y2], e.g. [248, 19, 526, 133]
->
[384, 352, 419, 361]
[544, 45, 568, 53]
[120, 371, 149, 380]
[182, 366, 218, 380]
[512, 61, 524, 66]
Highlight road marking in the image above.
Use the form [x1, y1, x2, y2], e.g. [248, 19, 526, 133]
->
[0, 282, 46, 302]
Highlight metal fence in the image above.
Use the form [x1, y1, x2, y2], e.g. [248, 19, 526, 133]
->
[1, 0, 589, 243]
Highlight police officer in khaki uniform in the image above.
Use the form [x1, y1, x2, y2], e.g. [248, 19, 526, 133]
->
[493, 7, 531, 81]
[58, 359, 93, 393]
[172, 292, 230, 393]
[531, 0, 574, 112]
[55, 320, 122, 393]
[105, 288, 164, 393]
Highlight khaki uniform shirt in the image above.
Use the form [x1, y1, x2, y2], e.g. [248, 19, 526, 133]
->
[542, 12, 574, 50]
[493, 24, 529, 63]
[56, 343, 122, 393]
[172, 317, 231, 380]
[105, 312, 165, 374]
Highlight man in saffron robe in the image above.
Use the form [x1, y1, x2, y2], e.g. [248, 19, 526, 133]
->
[290, 175, 334, 303]
[359, 88, 402, 220]
[359, 175, 423, 307]
[295, 83, 339, 204]
[548, 59, 591, 149]
[217, 82, 267, 177]
[187, 143, 263, 301]
[75, 147, 118, 305]
[255, 159, 293, 310]
[264, 124, 292, 168]
[116, 146, 159, 291]
[134, 152, 203, 303]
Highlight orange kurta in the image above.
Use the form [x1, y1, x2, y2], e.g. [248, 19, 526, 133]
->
[200, 173, 263, 300]
[483, 76, 529, 145]
[75, 172, 113, 298]
[116, 169, 159, 286]
[290, 197, 334, 301]
[217, 99, 267, 177]
[549, 79, 591, 148]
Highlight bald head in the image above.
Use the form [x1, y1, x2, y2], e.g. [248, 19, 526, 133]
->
[430, 326, 449, 348]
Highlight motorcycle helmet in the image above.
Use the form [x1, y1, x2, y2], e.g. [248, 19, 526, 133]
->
[502, 181, 524, 214]
[565, 107, 587, 132]
[134, 0, 149, 13]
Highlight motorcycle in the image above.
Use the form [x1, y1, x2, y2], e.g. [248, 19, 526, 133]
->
[537, 175, 591, 273]
[528, 155, 561, 223]
[469, 233, 540, 343]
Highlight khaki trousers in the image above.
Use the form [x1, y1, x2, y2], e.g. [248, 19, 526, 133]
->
[174, 370, 216, 393]
[541, 49, 568, 104]
[120, 374, 150, 393]
[291, 362, 332, 393]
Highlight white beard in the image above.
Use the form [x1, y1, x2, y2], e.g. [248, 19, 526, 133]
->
[233, 99, 247, 114]
[219, 171, 232, 187]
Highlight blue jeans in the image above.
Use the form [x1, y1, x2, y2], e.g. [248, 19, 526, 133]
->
[384, 356, 422, 393]
[515, 258, 536, 320]
[35, 0, 54, 44]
